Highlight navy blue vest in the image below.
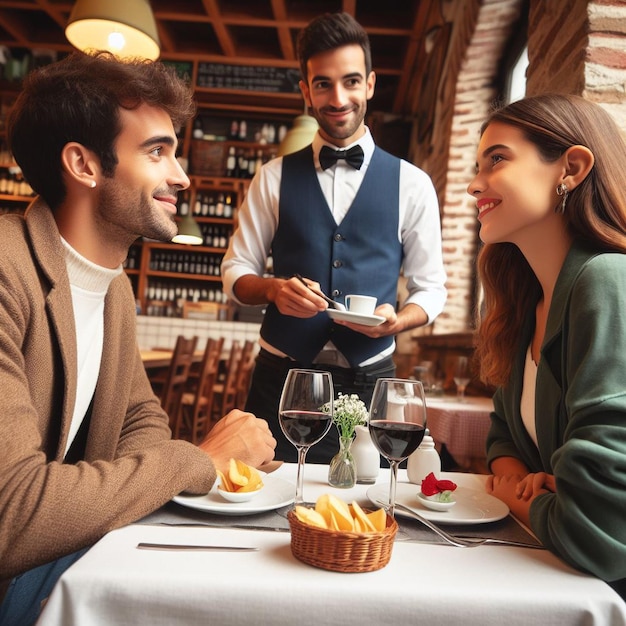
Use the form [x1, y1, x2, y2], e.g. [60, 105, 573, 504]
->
[261, 145, 402, 367]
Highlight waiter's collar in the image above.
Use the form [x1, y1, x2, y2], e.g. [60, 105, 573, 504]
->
[313, 127, 375, 170]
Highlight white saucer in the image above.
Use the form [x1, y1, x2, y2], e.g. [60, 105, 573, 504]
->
[327, 309, 385, 327]
[173, 475, 295, 516]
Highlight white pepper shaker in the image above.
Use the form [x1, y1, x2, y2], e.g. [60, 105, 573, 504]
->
[407, 428, 441, 485]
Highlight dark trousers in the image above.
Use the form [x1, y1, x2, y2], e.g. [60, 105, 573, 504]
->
[245, 349, 395, 464]
[0, 548, 89, 626]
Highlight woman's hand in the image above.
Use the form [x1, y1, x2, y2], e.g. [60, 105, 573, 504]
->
[516, 472, 555, 500]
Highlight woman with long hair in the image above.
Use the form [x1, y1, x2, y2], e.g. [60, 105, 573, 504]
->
[468, 93, 626, 598]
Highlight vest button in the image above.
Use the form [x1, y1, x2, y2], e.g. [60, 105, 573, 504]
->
[332, 259, 343, 268]
[334, 233, 343, 242]
[332, 289, 341, 297]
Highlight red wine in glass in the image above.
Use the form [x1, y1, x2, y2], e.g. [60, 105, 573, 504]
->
[278, 369, 333, 504]
[369, 421, 425, 461]
[279, 410, 333, 447]
[368, 378, 427, 516]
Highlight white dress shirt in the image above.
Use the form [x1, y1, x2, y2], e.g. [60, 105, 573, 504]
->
[221, 127, 447, 364]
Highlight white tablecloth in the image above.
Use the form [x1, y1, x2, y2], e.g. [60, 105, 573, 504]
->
[426, 395, 494, 471]
[37, 464, 625, 626]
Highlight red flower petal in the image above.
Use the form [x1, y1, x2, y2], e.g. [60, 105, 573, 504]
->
[420, 472, 457, 495]
[436, 479, 457, 492]
[421, 472, 440, 496]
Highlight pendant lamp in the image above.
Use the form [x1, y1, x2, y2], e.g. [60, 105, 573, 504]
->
[65, 0, 160, 60]
[276, 112, 319, 156]
[172, 214, 203, 246]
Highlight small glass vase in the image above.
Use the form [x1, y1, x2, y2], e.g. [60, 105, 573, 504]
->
[328, 435, 357, 488]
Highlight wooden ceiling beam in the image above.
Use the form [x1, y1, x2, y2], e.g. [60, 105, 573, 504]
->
[201, 0, 236, 58]
[270, 0, 296, 62]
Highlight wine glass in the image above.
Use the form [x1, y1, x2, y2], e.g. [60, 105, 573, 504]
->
[278, 369, 333, 505]
[368, 378, 427, 516]
[452, 356, 471, 402]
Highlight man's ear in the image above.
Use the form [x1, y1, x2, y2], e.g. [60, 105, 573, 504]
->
[299, 79, 312, 109]
[562, 144, 594, 191]
[366, 70, 376, 101]
[61, 142, 99, 190]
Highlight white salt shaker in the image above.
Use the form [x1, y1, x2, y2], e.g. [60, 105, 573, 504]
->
[352, 425, 380, 484]
[407, 428, 441, 485]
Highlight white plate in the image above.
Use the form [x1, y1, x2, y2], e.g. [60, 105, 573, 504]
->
[367, 482, 509, 525]
[173, 475, 295, 516]
[327, 309, 385, 326]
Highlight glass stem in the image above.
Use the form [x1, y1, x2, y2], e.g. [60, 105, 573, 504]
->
[388, 460, 399, 517]
[294, 446, 308, 505]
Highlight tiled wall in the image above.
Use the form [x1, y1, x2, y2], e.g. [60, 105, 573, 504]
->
[136, 315, 261, 351]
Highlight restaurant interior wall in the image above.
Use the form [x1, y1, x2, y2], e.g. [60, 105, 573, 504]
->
[2, 1, 626, 377]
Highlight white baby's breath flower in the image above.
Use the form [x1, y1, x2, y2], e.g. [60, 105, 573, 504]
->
[322, 393, 368, 440]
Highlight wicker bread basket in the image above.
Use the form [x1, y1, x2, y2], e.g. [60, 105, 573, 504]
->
[287, 508, 398, 573]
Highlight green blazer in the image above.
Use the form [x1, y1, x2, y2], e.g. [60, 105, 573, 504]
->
[487, 241, 626, 586]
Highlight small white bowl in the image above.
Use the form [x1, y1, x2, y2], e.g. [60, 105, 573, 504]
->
[217, 485, 263, 503]
[417, 492, 456, 512]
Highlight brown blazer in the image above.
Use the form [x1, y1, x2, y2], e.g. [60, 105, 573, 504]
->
[0, 200, 215, 591]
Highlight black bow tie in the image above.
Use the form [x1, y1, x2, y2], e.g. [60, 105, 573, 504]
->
[319, 145, 364, 170]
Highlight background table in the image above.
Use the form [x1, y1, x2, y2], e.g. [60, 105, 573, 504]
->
[36, 464, 625, 626]
[425, 395, 493, 472]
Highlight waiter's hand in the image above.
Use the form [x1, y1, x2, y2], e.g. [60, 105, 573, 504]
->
[334, 302, 398, 337]
[334, 302, 428, 337]
[271, 276, 328, 318]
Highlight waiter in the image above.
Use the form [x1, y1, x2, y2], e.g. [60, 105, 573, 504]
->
[222, 12, 447, 463]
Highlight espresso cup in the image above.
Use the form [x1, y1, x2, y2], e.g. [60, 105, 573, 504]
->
[345, 295, 377, 315]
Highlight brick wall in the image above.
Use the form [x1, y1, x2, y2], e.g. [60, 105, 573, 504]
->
[433, 0, 626, 334]
[419, 0, 524, 338]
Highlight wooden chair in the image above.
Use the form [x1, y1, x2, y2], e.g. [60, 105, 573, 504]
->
[210, 340, 243, 421]
[174, 336, 225, 443]
[158, 335, 198, 429]
[235, 340, 256, 408]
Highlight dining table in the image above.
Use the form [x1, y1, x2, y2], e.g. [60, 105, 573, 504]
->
[425, 394, 494, 472]
[36, 463, 625, 626]
[140, 349, 206, 370]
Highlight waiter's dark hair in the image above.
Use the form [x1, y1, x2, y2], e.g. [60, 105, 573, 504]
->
[297, 12, 372, 82]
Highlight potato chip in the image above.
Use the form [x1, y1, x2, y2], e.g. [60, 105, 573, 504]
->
[217, 469, 234, 492]
[350, 501, 377, 532]
[366, 507, 387, 532]
[327, 495, 354, 531]
[229, 458, 249, 487]
[295, 505, 327, 529]
[314, 493, 332, 527]
[218, 459, 264, 493]
[294, 494, 386, 533]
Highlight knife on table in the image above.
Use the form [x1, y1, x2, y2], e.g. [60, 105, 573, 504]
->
[136, 543, 259, 552]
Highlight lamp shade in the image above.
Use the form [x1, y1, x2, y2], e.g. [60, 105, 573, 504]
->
[65, 0, 160, 60]
[277, 114, 319, 156]
[172, 214, 203, 246]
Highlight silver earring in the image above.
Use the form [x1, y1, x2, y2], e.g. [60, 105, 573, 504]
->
[90, 180, 96, 189]
[555, 182, 568, 214]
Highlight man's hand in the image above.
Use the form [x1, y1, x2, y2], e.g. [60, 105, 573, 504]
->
[271, 276, 328, 319]
[334, 302, 397, 337]
[333, 302, 428, 338]
[198, 409, 276, 473]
